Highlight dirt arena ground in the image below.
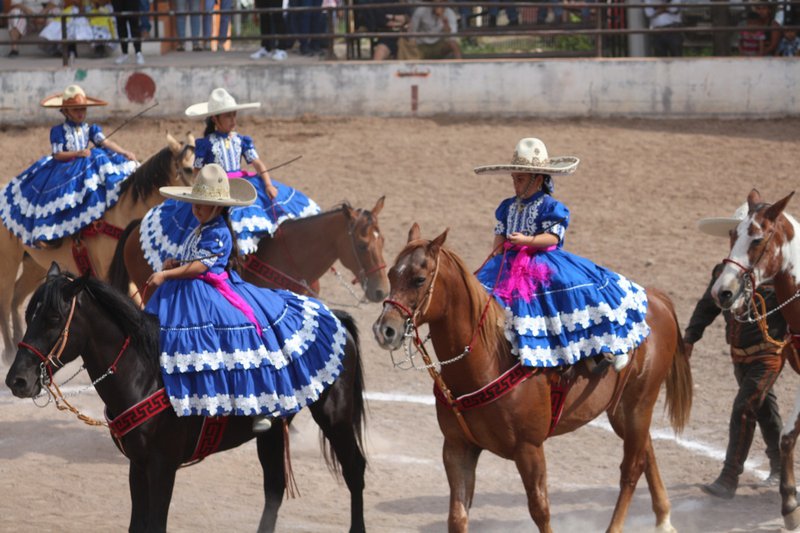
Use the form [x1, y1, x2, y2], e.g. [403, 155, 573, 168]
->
[2, 116, 800, 532]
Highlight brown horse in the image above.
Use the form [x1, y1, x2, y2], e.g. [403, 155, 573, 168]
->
[709, 189, 800, 530]
[111, 197, 390, 305]
[372, 224, 692, 533]
[0, 133, 195, 362]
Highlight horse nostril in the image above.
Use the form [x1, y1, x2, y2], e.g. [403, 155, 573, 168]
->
[384, 326, 396, 341]
[374, 289, 385, 301]
[720, 290, 732, 304]
[10, 377, 27, 393]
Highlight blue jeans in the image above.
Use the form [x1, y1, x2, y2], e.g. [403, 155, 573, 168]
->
[218, 0, 233, 45]
[536, 0, 562, 23]
[289, 0, 324, 52]
[174, 0, 202, 42]
[489, 0, 518, 23]
[139, 0, 152, 32]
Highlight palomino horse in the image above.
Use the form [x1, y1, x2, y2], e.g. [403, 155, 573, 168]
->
[0, 133, 195, 362]
[5, 264, 366, 533]
[373, 224, 692, 533]
[709, 189, 800, 530]
[110, 197, 390, 305]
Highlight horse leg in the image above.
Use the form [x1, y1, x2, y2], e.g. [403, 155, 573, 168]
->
[12, 256, 45, 343]
[256, 427, 287, 533]
[607, 410, 674, 532]
[780, 388, 800, 529]
[605, 406, 652, 533]
[0, 228, 24, 363]
[128, 462, 150, 533]
[143, 456, 178, 533]
[513, 442, 552, 533]
[442, 438, 482, 533]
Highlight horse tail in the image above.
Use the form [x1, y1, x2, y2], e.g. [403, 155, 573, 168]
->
[658, 289, 693, 434]
[319, 309, 367, 475]
[108, 219, 140, 295]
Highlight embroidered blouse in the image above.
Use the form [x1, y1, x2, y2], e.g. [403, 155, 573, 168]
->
[176, 216, 231, 273]
[194, 132, 259, 172]
[50, 121, 105, 154]
[493, 191, 570, 246]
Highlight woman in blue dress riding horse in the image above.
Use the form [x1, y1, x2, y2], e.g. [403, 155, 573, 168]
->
[474, 138, 650, 372]
[144, 163, 346, 432]
[0, 84, 138, 248]
[140, 87, 320, 270]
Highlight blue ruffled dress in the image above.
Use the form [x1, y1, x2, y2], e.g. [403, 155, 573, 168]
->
[0, 121, 138, 246]
[144, 216, 346, 417]
[140, 131, 319, 271]
[475, 191, 650, 368]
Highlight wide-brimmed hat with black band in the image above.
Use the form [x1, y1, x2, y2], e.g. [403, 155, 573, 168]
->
[185, 88, 261, 118]
[697, 203, 749, 237]
[474, 138, 580, 176]
[160, 164, 257, 207]
[40, 84, 108, 108]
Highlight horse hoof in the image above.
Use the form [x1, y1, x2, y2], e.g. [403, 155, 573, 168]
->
[655, 513, 676, 533]
[784, 506, 800, 531]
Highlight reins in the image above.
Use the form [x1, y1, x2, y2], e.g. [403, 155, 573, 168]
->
[18, 294, 133, 427]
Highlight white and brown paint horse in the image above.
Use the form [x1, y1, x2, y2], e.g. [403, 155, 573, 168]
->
[710, 189, 800, 529]
[0, 133, 195, 362]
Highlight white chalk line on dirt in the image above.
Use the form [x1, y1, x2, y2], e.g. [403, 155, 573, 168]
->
[0, 388, 770, 478]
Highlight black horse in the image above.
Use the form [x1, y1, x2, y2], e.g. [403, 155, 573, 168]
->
[5, 263, 366, 533]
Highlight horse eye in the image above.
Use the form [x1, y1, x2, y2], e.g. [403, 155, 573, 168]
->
[752, 238, 764, 247]
[413, 276, 426, 287]
[358, 243, 368, 252]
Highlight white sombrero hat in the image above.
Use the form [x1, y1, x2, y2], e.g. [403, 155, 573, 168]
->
[185, 88, 261, 118]
[159, 164, 257, 207]
[474, 138, 580, 176]
[697, 203, 749, 237]
[40, 84, 107, 108]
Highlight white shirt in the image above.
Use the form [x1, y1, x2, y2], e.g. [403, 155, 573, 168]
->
[409, 6, 458, 45]
[643, 0, 682, 29]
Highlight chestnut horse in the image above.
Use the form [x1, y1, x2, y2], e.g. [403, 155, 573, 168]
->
[5, 264, 366, 532]
[709, 189, 800, 530]
[110, 197, 390, 305]
[372, 224, 692, 533]
[0, 133, 195, 362]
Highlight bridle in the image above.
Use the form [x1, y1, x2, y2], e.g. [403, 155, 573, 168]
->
[16, 289, 131, 427]
[346, 209, 386, 291]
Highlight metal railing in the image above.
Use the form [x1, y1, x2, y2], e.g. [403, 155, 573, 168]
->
[1, 0, 797, 65]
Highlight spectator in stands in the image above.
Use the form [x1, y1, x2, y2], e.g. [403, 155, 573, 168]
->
[6, 0, 59, 57]
[289, 0, 326, 56]
[138, 0, 151, 37]
[38, 0, 89, 60]
[249, 0, 289, 60]
[746, 2, 780, 56]
[486, 1, 519, 28]
[408, 0, 461, 59]
[112, 0, 145, 63]
[360, 0, 410, 60]
[739, 9, 767, 55]
[87, 0, 118, 56]
[537, 0, 562, 25]
[172, 0, 202, 51]
[776, 26, 800, 56]
[216, 0, 233, 51]
[644, 0, 683, 57]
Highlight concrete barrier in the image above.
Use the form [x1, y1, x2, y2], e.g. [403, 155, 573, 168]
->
[1, 57, 798, 124]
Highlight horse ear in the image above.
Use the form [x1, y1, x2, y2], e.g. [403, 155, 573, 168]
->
[371, 196, 385, 217]
[764, 191, 795, 223]
[166, 132, 180, 154]
[429, 228, 449, 252]
[407, 223, 421, 243]
[46, 261, 61, 279]
[747, 189, 762, 212]
[64, 273, 89, 300]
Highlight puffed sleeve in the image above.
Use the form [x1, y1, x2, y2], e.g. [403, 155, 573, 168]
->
[50, 125, 65, 154]
[89, 124, 106, 145]
[193, 138, 212, 169]
[240, 134, 260, 164]
[494, 198, 512, 236]
[539, 197, 570, 244]
[196, 221, 232, 269]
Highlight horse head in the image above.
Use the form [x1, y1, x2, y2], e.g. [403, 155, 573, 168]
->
[712, 189, 798, 311]
[373, 223, 449, 350]
[339, 196, 390, 302]
[5, 263, 88, 398]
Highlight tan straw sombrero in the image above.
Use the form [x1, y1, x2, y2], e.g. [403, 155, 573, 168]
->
[160, 164, 257, 207]
[40, 84, 108, 108]
[185, 88, 261, 118]
[474, 138, 580, 176]
[697, 203, 749, 237]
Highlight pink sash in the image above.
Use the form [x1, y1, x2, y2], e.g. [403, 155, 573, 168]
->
[198, 271, 263, 337]
[494, 243, 555, 304]
[226, 170, 255, 179]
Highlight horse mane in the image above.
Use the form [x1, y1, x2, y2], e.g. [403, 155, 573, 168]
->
[29, 274, 160, 369]
[279, 202, 363, 227]
[439, 246, 509, 358]
[117, 144, 192, 203]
